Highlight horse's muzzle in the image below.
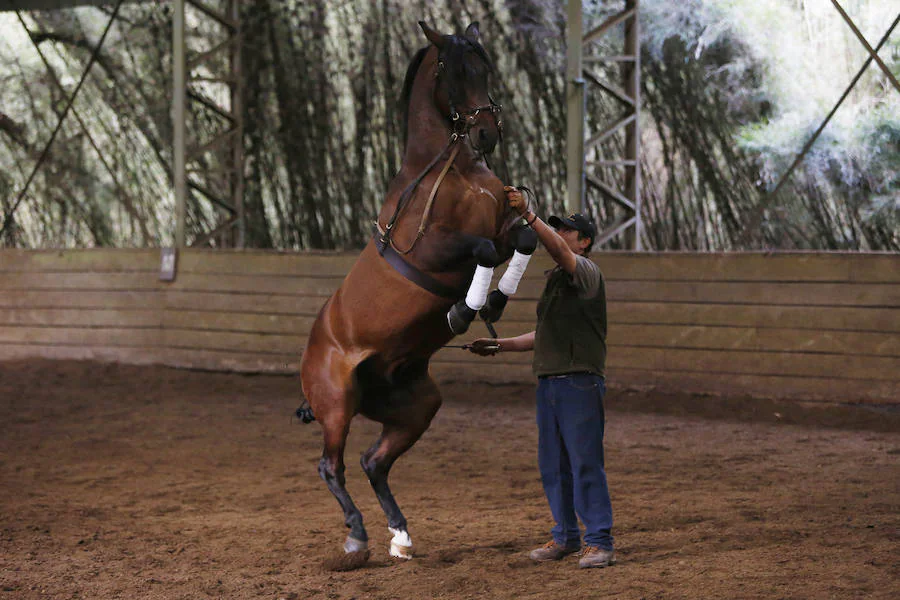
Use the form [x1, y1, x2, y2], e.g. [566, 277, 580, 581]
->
[474, 126, 499, 155]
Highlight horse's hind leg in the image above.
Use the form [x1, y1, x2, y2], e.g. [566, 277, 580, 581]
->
[360, 375, 442, 559]
[303, 354, 369, 556]
[319, 414, 368, 554]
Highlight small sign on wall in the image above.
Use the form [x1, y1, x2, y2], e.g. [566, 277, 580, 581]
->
[160, 248, 177, 282]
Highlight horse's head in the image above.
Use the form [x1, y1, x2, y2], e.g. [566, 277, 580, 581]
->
[419, 21, 501, 155]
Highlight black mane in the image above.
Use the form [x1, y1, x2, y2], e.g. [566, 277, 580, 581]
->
[399, 34, 494, 146]
[400, 47, 429, 146]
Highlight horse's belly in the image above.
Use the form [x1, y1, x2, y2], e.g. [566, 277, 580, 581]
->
[307, 244, 454, 364]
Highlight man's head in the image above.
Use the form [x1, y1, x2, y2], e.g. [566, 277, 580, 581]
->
[548, 213, 596, 255]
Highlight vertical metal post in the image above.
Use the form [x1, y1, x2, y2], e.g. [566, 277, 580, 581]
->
[229, 0, 245, 248]
[172, 0, 187, 248]
[566, 0, 585, 215]
[576, 2, 642, 249]
[623, 0, 642, 249]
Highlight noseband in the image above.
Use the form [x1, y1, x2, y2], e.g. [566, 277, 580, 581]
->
[436, 59, 503, 145]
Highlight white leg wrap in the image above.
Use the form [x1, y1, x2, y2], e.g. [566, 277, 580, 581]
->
[465, 265, 494, 311]
[498, 251, 532, 296]
[389, 527, 413, 559]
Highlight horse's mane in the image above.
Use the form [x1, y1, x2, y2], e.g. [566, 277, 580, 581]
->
[400, 46, 429, 146]
[399, 34, 495, 148]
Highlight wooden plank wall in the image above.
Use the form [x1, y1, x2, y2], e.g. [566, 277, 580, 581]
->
[1, 249, 897, 403]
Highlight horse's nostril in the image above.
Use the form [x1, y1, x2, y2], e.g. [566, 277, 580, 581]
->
[479, 128, 496, 144]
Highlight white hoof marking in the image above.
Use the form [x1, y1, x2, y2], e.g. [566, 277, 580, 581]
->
[389, 527, 413, 560]
[343, 536, 368, 554]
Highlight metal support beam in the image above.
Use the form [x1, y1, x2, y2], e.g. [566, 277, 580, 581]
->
[566, 0, 585, 215]
[583, 7, 636, 45]
[740, 12, 900, 247]
[172, 0, 186, 248]
[586, 173, 635, 211]
[830, 0, 900, 94]
[586, 113, 636, 150]
[229, 0, 244, 248]
[568, 0, 642, 249]
[1, 0, 124, 238]
[171, 0, 244, 249]
[623, 0, 642, 249]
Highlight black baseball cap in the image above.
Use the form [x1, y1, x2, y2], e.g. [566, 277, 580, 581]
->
[548, 213, 597, 242]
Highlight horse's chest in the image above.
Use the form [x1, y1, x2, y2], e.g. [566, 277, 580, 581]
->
[437, 180, 500, 234]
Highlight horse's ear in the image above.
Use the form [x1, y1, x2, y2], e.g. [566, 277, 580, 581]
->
[464, 22, 481, 43]
[419, 21, 446, 49]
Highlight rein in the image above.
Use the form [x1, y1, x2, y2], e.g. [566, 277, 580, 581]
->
[376, 140, 462, 255]
[482, 92, 511, 184]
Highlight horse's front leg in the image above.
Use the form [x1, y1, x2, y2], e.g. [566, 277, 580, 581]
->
[446, 237, 500, 335]
[477, 224, 538, 324]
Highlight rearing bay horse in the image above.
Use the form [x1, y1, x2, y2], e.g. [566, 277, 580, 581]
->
[299, 21, 537, 564]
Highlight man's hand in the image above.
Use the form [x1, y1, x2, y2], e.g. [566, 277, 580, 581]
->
[466, 338, 501, 356]
[504, 185, 528, 216]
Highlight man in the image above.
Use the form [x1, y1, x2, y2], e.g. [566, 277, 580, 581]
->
[468, 186, 615, 569]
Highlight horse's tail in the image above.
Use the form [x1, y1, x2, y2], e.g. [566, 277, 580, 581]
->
[295, 394, 316, 424]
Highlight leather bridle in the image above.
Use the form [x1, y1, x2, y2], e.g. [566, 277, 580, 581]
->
[374, 52, 512, 301]
[376, 57, 504, 257]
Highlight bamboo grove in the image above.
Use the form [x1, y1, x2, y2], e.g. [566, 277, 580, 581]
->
[0, 0, 897, 250]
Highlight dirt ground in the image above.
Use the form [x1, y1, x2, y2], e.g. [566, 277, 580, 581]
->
[1, 360, 898, 600]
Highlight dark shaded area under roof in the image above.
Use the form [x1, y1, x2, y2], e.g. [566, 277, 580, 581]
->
[0, 0, 144, 12]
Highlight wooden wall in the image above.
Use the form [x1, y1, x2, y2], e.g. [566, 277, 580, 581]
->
[1, 248, 897, 403]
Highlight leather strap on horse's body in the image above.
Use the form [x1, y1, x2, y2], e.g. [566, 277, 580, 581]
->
[385, 143, 462, 255]
[375, 232, 468, 300]
[483, 92, 512, 186]
[373, 138, 469, 300]
[377, 137, 459, 255]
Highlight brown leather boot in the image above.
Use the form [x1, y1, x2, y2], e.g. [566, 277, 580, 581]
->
[578, 546, 616, 568]
[528, 540, 581, 562]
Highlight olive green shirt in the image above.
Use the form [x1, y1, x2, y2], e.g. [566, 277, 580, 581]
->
[532, 255, 607, 378]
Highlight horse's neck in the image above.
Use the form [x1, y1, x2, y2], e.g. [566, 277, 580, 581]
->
[402, 113, 455, 167]
[401, 120, 484, 178]
[402, 60, 482, 173]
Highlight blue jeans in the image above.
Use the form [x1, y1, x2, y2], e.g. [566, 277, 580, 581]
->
[536, 373, 613, 550]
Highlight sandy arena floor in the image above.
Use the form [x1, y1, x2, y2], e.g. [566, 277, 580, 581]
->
[1, 360, 898, 599]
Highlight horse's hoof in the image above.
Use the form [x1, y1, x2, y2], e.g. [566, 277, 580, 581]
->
[447, 301, 476, 335]
[343, 535, 368, 554]
[478, 289, 508, 323]
[390, 542, 413, 560]
[323, 549, 370, 572]
[389, 527, 414, 560]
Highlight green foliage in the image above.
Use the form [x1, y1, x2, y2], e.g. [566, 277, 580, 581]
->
[640, 0, 899, 249]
